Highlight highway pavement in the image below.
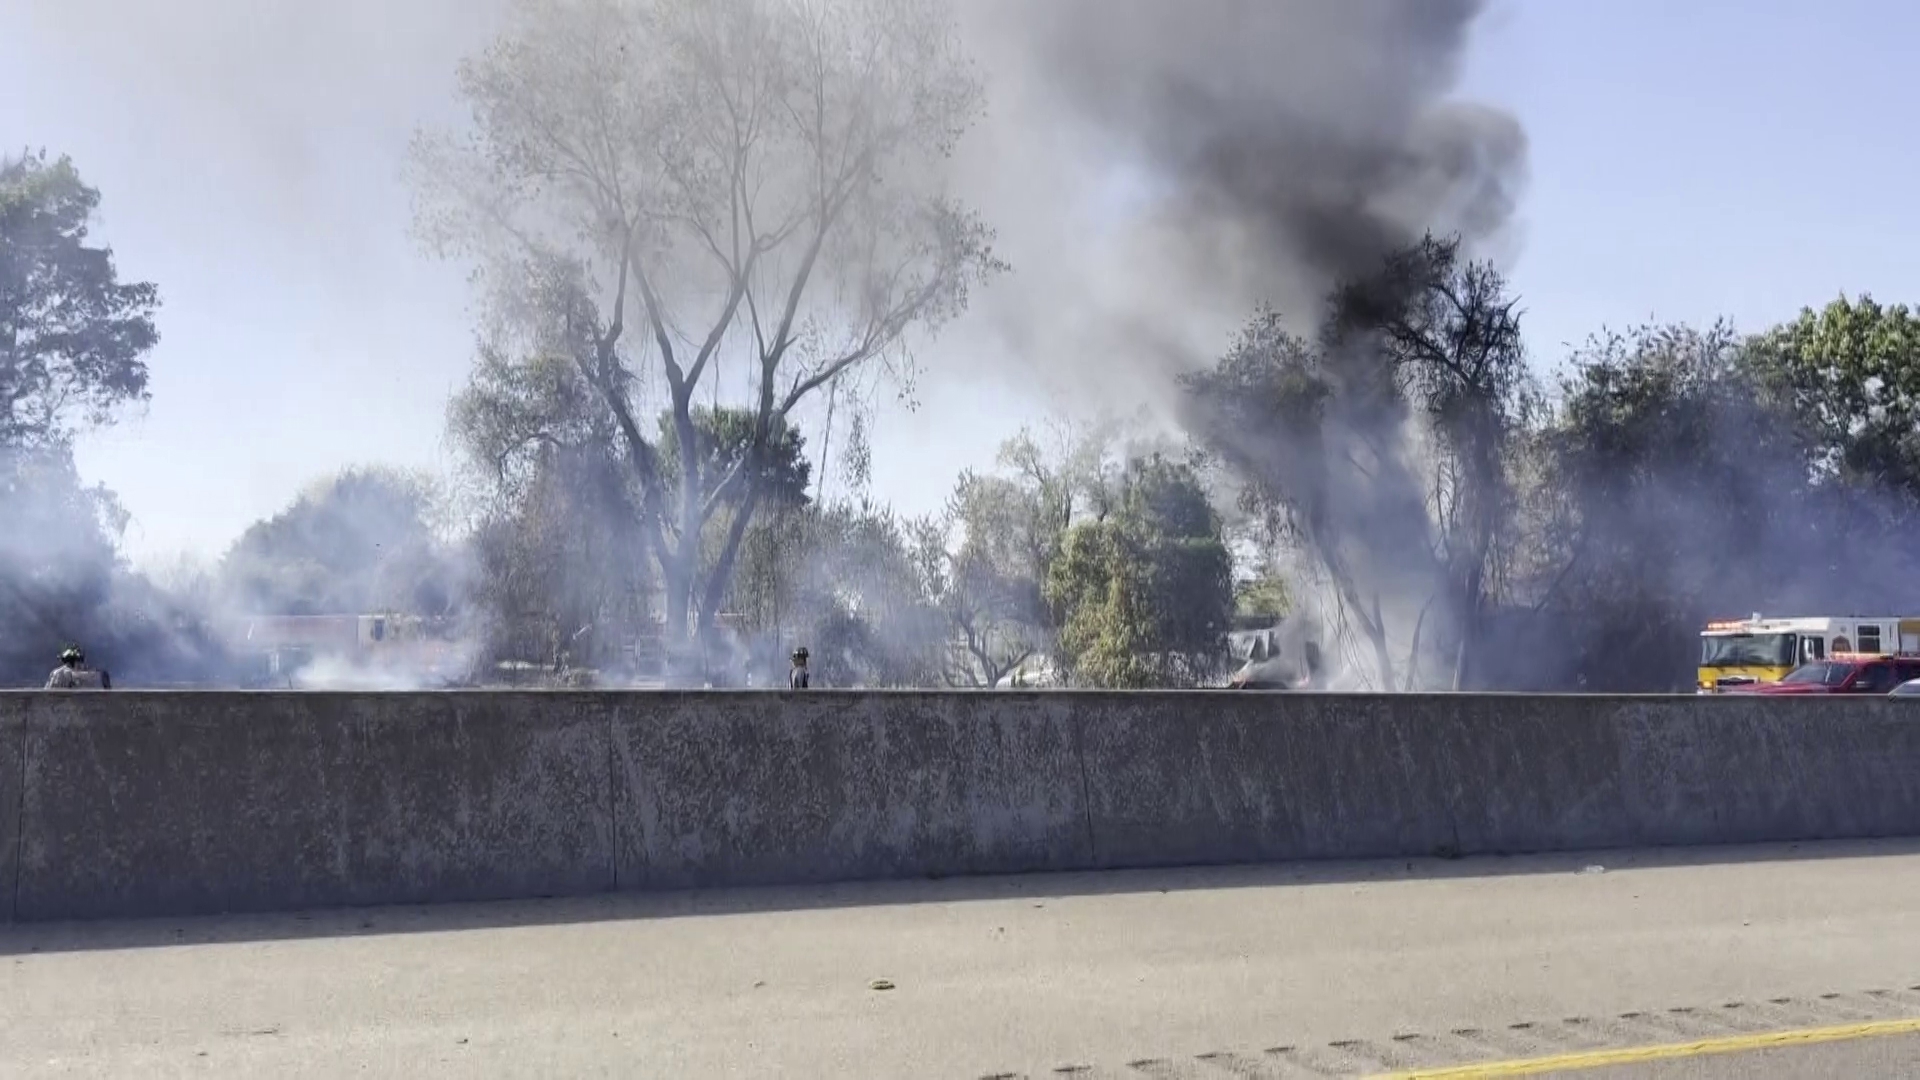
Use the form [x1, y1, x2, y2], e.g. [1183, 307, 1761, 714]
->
[6, 839, 1920, 1078]
[1558, 1032, 1920, 1079]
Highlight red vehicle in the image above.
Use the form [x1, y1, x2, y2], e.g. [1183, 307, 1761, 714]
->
[1733, 653, 1920, 695]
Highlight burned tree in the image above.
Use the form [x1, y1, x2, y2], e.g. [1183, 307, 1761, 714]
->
[1327, 236, 1533, 688]
[1184, 235, 1531, 690]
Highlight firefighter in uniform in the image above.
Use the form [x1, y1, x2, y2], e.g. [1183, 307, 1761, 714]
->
[46, 646, 108, 690]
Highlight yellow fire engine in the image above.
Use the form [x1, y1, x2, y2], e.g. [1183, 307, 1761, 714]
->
[1698, 614, 1920, 693]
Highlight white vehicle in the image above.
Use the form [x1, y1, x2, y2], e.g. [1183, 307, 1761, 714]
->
[1893, 679, 1920, 699]
[995, 656, 1064, 689]
[1227, 613, 1325, 690]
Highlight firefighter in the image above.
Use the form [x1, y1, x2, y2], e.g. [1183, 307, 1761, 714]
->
[789, 646, 811, 690]
[46, 646, 107, 690]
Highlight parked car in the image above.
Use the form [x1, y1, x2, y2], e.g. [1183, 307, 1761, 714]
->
[1729, 655, 1920, 695]
[1893, 678, 1920, 698]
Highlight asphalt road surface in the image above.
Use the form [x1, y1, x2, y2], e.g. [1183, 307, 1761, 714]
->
[6, 839, 1920, 1079]
[1557, 1033, 1920, 1079]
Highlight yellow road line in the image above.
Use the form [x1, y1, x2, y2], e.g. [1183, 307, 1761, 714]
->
[1371, 1016, 1920, 1078]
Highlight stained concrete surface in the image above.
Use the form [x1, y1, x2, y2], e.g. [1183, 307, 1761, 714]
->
[10, 691, 1920, 922]
[5, 840, 1920, 1078]
[1075, 693, 1464, 865]
[1076, 693, 1920, 869]
[0, 706, 20, 924]
[14, 694, 614, 921]
[612, 692, 1092, 889]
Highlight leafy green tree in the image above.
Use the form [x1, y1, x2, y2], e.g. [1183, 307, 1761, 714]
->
[1514, 321, 1914, 690]
[2, 151, 158, 449]
[656, 406, 813, 517]
[0, 153, 199, 685]
[0, 444, 126, 681]
[1044, 455, 1233, 688]
[1527, 324, 1767, 687]
[1748, 296, 1920, 498]
[1234, 573, 1292, 621]
[467, 443, 657, 672]
[450, 339, 816, 672]
[915, 422, 1126, 686]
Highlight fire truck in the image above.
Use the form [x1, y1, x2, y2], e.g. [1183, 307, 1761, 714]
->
[1697, 614, 1920, 693]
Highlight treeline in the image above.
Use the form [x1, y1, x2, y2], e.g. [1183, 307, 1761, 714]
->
[9, 0, 1920, 691]
[437, 235, 1920, 692]
[1185, 236, 1920, 691]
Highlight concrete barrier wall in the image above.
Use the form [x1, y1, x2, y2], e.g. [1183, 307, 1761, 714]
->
[8, 693, 614, 921]
[1078, 694, 1920, 867]
[613, 693, 1091, 890]
[1, 708, 21, 925]
[2, 691, 1918, 922]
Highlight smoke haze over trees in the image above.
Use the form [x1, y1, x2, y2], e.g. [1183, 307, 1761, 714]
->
[7, 0, 1920, 690]
[412, 0, 1004, 678]
[217, 467, 465, 619]
[0, 152, 226, 686]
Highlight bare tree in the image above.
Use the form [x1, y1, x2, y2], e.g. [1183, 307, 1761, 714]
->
[413, 0, 1002, 672]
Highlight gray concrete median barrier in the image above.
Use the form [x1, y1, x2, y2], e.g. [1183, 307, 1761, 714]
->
[1, 706, 21, 924]
[1073, 692, 1463, 866]
[10, 692, 614, 921]
[4, 691, 1920, 922]
[612, 691, 1093, 890]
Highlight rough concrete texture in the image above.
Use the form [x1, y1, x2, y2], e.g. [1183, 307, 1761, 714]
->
[613, 692, 1092, 889]
[0, 706, 20, 924]
[1079, 693, 1920, 867]
[4, 690, 1920, 921]
[1075, 693, 1462, 865]
[11, 693, 614, 921]
[1434, 694, 1920, 853]
[1610, 695, 1920, 845]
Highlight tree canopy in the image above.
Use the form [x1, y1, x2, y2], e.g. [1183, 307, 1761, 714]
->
[219, 467, 463, 618]
[415, 0, 1004, 672]
[1504, 318, 1920, 689]
[0, 153, 197, 686]
[1045, 454, 1233, 688]
[1, 151, 158, 450]
[1748, 296, 1920, 498]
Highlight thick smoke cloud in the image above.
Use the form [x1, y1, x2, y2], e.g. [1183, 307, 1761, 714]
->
[956, 0, 1526, 403]
[953, 0, 1527, 689]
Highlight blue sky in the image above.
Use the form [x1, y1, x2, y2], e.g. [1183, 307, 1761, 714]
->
[3, 0, 1916, 564]
[1459, 0, 1919, 361]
